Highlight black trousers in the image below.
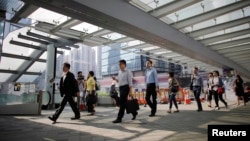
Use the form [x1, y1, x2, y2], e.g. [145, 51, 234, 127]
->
[117, 85, 136, 120]
[193, 86, 203, 110]
[86, 91, 96, 113]
[213, 90, 227, 107]
[145, 83, 157, 115]
[53, 95, 80, 119]
[111, 95, 120, 106]
[208, 90, 213, 101]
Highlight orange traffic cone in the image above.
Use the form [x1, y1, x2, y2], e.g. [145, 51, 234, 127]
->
[184, 90, 191, 104]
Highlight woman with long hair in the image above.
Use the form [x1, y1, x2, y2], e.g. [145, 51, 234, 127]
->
[212, 70, 227, 110]
[167, 72, 179, 113]
[233, 75, 246, 106]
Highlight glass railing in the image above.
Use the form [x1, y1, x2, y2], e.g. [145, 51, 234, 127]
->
[0, 93, 38, 105]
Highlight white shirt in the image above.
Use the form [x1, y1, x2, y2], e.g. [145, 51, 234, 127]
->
[213, 77, 219, 91]
[208, 77, 213, 90]
[117, 69, 132, 87]
[62, 71, 68, 82]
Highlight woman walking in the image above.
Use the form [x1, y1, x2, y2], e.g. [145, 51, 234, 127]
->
[233, 75, 246, 106]
[167, 72, 179, 113]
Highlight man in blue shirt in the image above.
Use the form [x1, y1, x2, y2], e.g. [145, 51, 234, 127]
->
[191, 67, 204, 112]
[145, 60, 159, 117]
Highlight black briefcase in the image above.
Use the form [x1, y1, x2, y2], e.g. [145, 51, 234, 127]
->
[126, 96, 139, 114]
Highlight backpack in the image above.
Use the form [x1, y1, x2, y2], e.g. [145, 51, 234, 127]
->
[170, 79, 179, 93]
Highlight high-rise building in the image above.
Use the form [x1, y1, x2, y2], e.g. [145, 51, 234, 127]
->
[70, 44, 96, 78]
[95, 46, 102, 79]
[34, 44, 97, 90]
[101, 43, 182, 77]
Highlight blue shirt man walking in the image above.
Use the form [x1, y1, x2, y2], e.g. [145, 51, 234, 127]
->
[145, 60, 159, 117]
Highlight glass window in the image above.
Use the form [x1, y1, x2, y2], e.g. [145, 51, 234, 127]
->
[102, 32, 125, 40]
[26, 62, 46, 72]
[0, 57, 25, 70]
[71, 22, 102, 34]
[0, 73, 12, 82]
[17, 75, 39, 82]
[139, 0, 174, 9]
[28, 7, 70, 25]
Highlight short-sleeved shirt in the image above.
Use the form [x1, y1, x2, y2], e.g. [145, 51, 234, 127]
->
[86, 77, 96, 91]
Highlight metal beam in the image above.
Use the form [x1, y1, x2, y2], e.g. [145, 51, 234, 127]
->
[1, 53, 46, 62]
[103, 37, 134, 45]
[22, 0, 250, 79]
[0, 69, 42, 75]
[200, 29, 250, 45]
[148, 0, 201, 18]
[9, 40, 63, 54]
[26, 31, 73, 50]
[147, 48, 167, 53]
[27, 31, 58, 42]
[82, 29, 112, 39]
[224, 51, 250, 57]
[18, 33, 49, 44]
[50, 18, 76, 33]
[36, 20, 111, 43]
[123, 43, 152, 50]
[232, 56, 250, 60]
[171, 0, 250, 29]
[209, 37, 250, 50]
[217, 44, 250, 54]
[10, 4, 38, 23]
[237, 59, 250, 64]
[34, 22, 100, 47]
[6, 50, 45, 82]
[188, 16, 250, 38]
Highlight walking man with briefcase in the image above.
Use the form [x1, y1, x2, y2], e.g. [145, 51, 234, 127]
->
[112, 59, 138, 123]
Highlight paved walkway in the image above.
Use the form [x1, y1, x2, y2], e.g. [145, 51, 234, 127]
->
[0, 100, 249, 141]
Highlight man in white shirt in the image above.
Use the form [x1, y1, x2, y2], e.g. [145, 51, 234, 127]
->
[112, 60, 138, 123]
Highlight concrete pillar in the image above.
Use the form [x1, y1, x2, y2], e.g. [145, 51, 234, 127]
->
[45, 44, 56, 108]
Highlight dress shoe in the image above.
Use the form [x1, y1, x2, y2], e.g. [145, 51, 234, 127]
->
[197, 109, 203, 112]
[48, 116, 56, 122]
[71, 116, 80, 120]
[112, 119, 122, 123]
[148, 114, 155, 117]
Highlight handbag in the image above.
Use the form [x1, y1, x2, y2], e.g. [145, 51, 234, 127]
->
[86, 92, 97, 104]
[170, 79, 179, 93]
[217, 87, 225, 94]
[110, 91, 118, 98]
[126, 96, 139, 114]
[170, 85, 179, 93]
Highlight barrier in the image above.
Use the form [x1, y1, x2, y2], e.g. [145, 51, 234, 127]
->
[133, 90, 147, 105]
[183, 89, 191, 104]
[158, 88, 168, 104]
[141, 91, 147, 105]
